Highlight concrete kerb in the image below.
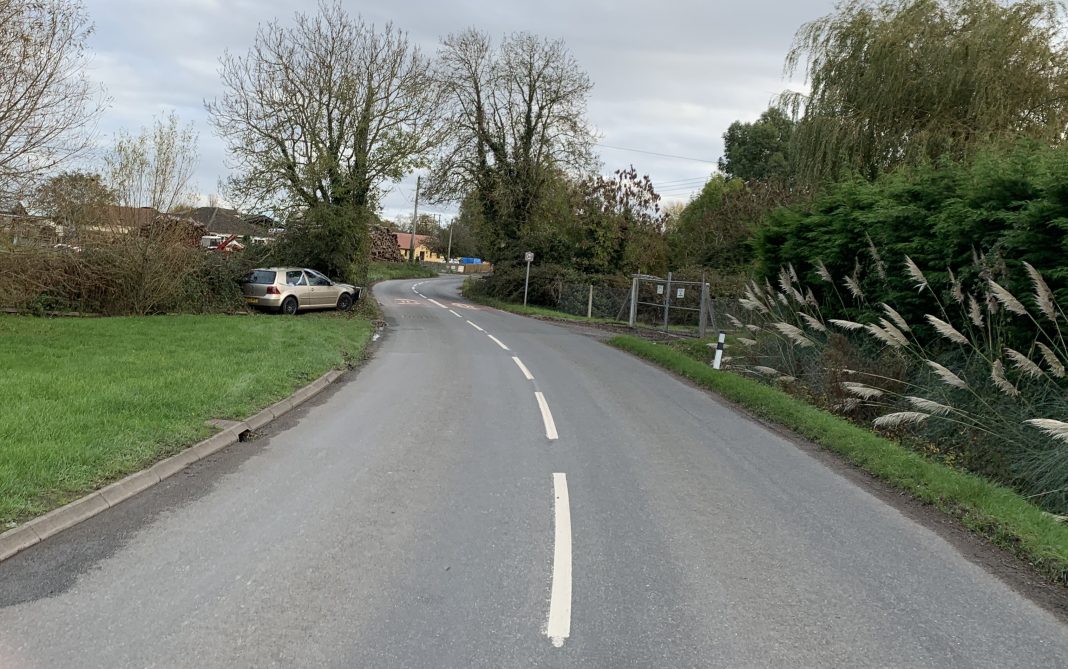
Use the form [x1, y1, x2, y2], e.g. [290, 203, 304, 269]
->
[0, 366, 345, 565]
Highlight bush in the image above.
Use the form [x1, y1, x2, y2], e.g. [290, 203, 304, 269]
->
[0, 233, 273, 315]
[465, 263, 632, 308]
[725, 257, 1068, 513]
[754, 142, 1068, 331]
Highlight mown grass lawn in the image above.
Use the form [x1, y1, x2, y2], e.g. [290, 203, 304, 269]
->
[0, 312, 373, 526]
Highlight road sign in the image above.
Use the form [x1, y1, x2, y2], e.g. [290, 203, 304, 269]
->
[656, 285, 664, 295]
[523, 251, 534, 305]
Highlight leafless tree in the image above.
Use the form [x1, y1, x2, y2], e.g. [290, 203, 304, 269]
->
[0, 0, 106, 199]
[205, 0, 442, 216]
[429, 29, 595, 262]
[103, 111, 200, 213]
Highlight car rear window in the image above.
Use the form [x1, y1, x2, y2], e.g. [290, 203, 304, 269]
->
[245, 270, 277, 285]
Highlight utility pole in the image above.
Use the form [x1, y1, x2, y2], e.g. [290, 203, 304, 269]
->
[446, 217, 454, 261]
[408, 175, 420, 263]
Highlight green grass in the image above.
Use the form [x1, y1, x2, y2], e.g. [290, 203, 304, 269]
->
[610, 335, 1068, 586]
[0, 312, 373, 526]
[367, 261, 439, 283]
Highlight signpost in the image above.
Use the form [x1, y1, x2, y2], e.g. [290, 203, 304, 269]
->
[523, 251, 534, 306]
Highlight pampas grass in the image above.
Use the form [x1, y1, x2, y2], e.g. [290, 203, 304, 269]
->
[726, 252, 1068, 512]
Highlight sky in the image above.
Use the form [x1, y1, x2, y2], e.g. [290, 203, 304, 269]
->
[82, 0, 837, 222]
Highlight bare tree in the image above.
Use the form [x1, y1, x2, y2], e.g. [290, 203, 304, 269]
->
[103, 111, 200, 213]
[206, 1, 440, 215]
[0, 0, 106, 199]
[429, 30, 595, 263]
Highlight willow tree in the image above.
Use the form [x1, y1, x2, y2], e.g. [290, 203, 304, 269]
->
[206, 1, 441, 281]
[428, 30, 595, 264]
[782, 0, 1068, 183]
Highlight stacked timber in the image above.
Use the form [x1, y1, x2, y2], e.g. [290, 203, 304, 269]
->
[369, 225, 403, 262]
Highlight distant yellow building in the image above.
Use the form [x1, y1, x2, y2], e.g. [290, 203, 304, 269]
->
[394, 232, 444, 263]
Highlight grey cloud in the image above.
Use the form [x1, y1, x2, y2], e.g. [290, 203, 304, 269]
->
[82, 0, 836, 215]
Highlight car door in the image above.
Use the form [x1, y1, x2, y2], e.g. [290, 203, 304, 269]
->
[284, 270, 311, 306]
[305, 269, 336, 307]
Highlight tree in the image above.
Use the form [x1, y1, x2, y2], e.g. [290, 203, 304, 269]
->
[782, 0, 1068, 183]
[571, 166, 666, 275]
[428, 201, 482, 260]
[206, 1, 441, 281]
[30, 171, 116, 235]
[718, 107, 796, 182]
[103, 111, 199, 212]
[0, 0, 105, 198]
[429, 29, 595, 264]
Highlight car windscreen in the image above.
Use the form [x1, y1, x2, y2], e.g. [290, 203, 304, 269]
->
[244, 270, 277, 285]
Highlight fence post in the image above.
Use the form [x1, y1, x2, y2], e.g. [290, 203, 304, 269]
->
[629, 276, 638, 327]
[663, 272, 673, 331]
[698, 281, 709, 338]
[587, 284, 594, 319]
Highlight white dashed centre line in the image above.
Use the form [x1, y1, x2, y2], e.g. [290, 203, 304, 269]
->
[449, 309, 463, 318]
[512, 357, 534, 381]
[466, 320, 485, 332]
[428, 299, 447, 309]
[535, 392, 559, 440]
[547, 473, 572, 647]
[487, 334, 510, 351]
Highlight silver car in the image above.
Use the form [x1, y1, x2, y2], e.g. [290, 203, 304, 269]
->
[241, 267, 362, 314]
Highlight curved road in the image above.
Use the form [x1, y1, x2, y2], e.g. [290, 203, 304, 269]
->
[2, 276, 1067, 667]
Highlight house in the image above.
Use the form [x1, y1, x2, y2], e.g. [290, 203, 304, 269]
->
[184, 207, 275, 244]
[78, 206, 205, 246]
[393, 232, 444, 263]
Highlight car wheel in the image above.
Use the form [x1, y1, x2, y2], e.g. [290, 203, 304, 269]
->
[281, 296, 298, 315]
[337, 293, 353, 312]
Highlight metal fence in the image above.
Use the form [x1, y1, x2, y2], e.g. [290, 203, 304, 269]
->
[629, 273, 704, 337]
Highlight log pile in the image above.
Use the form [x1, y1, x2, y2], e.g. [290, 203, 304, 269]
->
[369, 225, 403, 262]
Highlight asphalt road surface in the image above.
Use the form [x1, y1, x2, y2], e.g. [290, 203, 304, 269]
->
[2, 276, 1068, 668]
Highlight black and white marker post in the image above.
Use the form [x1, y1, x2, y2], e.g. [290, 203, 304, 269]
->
[712, 331, 726, 370]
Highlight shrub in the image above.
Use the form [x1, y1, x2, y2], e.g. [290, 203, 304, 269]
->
[0, 232, 273, 315]
[726, 256, 1068, 513]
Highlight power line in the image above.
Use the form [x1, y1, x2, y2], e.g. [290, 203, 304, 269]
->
[595, 143, 718, 164]
[654, 176, 709, 187]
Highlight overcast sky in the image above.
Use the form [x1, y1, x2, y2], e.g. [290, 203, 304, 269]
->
[82, 0, 836, 222]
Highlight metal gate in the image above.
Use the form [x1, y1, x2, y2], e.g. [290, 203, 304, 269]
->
[627, 273, 714, 338]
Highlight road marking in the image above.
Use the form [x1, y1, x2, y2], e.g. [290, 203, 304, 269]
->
[535, 391, 559, 440]
[512, 357, 534, 381]
[428, 299, 447, 309]
[466, 320, 485, 332]
[451, 302, 478, 310]
[449, 309, 463, 318]
[395, 298, 419, 305]
[547, 473, 572, 647]
[487, 334, 510, 351]
[372, 333, 380, 342]
[415, 293, 425, 298]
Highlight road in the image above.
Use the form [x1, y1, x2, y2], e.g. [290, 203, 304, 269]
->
[2, 275, 1067, 668]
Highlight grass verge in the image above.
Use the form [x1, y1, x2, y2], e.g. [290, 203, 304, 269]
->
[367, 261, 439, 283]
[0, 312, 373, 526]
[609, 334, 1068, 587]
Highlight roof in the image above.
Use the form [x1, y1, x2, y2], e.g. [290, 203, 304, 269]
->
[393, 232, 433, 249]
[183, 207, 274, 237]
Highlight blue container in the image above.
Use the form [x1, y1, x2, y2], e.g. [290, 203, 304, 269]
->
[459, 257, 482, 264]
